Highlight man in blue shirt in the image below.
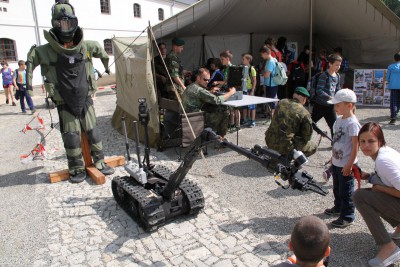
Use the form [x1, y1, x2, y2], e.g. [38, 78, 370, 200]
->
[387, 52, 400, 125]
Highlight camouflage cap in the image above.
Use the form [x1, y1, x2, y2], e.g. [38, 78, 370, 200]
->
[172, 37, 185, 46]
[294, 87, 310, 98]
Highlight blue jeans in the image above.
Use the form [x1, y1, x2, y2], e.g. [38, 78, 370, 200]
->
[390, 89, 400, 119]
[18, 84, 34, 112]
[332, 165, 355, 222]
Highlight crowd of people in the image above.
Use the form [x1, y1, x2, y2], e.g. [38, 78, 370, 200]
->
[153, 37, 400, 267]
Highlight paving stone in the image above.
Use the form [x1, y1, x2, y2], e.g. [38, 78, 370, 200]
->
[67, 252, 85, 265]
[184, 247, 211, 261]
[240, 253, 262, 267]
[221, 236, 237, 249]
[214, 259, 234, 267]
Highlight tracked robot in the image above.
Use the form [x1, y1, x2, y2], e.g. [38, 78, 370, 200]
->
[112, 98, 327, 232]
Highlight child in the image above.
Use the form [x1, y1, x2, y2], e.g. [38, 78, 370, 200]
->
[324, 89, 360, 228]
[1, 61, 16, 106]
[272, 215, 331, 267]
[216, 50, 240, 130]
[241, 53, 257, 128]
[260, 46, 279, 118]
[13, 60, 35, 114]
[315, 49, 328, 73]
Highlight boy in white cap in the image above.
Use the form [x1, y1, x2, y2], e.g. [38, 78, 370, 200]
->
[324, 89, 361, 228]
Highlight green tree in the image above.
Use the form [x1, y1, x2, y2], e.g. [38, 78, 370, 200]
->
[381, 0, 400, 18]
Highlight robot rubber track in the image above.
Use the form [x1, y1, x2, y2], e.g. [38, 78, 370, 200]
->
[111, 168, 204, 231]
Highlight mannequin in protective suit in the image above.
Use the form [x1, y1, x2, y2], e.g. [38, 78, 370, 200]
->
[26, 0, 114, 183]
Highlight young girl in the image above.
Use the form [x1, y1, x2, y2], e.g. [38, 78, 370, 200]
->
[1, 61, 16, 106]
[311, 54, 342, 138]
[324, 89, 361, 228]
[353, 122, 400, 267]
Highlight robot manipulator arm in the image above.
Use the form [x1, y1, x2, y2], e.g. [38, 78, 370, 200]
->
[217, 139, 328, 196]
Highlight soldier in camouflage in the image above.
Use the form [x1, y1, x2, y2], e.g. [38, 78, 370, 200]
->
[164, 37, 187, 100]
[182, 68, 236, 136]
[265, 87, 317, 157]
[26, 0, 114, 183]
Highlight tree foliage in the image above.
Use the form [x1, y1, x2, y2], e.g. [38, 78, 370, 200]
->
[381, 0, 400, 17]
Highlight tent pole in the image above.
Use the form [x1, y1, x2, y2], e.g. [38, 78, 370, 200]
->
[200, 34, 206, 67]
[309, 0, 313, 82]
[250, 32, 254, 55]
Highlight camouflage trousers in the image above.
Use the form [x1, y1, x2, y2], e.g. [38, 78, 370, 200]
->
[265, 135, 317, 157]
[205, 106, 230, 137]
[57, 98, 105, 175]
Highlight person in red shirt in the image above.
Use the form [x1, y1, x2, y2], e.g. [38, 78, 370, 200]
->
[264, 37, 282, 62]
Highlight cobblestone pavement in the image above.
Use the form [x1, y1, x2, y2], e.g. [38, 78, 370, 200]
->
[0, 87, 399, 267]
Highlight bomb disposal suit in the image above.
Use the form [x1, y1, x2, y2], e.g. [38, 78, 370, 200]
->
[26, 1, 113, 182]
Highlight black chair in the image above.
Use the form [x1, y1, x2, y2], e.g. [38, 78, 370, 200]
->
[158, 98, 206, 158]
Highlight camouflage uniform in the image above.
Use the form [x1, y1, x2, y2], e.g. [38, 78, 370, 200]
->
[182, 83, 229, 136]
[265, 98, 316, 157]
[165, 51, 184, 100]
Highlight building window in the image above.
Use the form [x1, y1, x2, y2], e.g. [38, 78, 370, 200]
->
[3, 7, 7, 12]
[104, 39, 113, 55]
[0, 0, 9, 3]
[100, 0, 110, 14]
[158, 8, 164, 21]
[0, 38, 17, 62]
[133, 3, 141, 18]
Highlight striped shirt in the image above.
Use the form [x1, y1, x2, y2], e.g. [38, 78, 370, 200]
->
[15, 69, 26, 85]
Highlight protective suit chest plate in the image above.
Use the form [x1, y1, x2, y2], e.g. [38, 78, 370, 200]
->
[55, 51, 88, 116]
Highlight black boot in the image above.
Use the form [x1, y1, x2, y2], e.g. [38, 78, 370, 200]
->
[70, 170, 87, 183]
[99, 164, 115, 175]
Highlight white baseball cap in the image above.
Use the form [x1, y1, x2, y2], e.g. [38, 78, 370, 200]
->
[327, 89, 357, 104]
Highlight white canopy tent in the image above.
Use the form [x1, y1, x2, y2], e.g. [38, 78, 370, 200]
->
[152, 0, 400, 69]
[112, 0, 400, 146]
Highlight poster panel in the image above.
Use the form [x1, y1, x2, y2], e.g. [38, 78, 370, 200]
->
[353, 69, 389, 107]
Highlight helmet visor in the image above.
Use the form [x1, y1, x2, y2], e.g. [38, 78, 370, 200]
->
[52, 17, 78, 33]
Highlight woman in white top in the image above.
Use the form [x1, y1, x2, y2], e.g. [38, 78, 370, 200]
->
[353, 122, 400, 267]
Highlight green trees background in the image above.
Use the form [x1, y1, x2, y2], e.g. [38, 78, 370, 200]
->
[382, 0, 400, 17]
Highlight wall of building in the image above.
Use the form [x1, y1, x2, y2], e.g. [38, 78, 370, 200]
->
[0, 0, 193, 85]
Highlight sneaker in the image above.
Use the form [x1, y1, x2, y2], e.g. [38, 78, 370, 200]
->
[70, 171, 87, 183]
[249, 121, 255, 128]
[331, 218, 353, 228]
[389, 119, 396, 125]
[21, 111, 27, 114]
[99, 164, 115, 175]
[229, 124, 239, 132]
[391, 231, 400, 240]
[324, 207, 340, 216]
[368, 247, 400, 267]
[31, 109, 36, 114]
[12, 102, 16, 106]
[322, 168, 332, 183]
[6, 99, 9, 104]
[240, 119, 248, 126]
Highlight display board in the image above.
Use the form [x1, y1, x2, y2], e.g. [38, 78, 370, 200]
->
[353, 69, 389, 107]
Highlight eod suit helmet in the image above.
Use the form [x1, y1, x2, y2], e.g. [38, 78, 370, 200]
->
[51, 0, 78, 43]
